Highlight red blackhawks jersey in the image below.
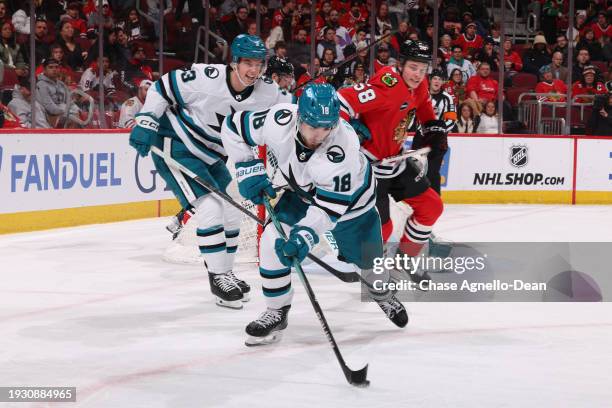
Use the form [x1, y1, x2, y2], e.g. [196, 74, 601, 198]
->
[535, 80, 568, 102]
[453, 34, 484, 57]
[337, 66, 436, 160]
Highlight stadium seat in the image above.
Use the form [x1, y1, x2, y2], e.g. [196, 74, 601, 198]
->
[2, 68, 18, 87]
[511, 73, 538, 89]
[161, 57, 189, 74]
[506, 87, 532, 107]
[592, 61, 608, 75]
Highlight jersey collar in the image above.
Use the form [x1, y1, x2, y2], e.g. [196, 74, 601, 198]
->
[225, 66, 255, 102]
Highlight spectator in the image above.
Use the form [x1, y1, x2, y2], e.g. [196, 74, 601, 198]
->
[535, 64, 568, 102]
[567, 11, 588, 46]
[287, 28, 310, 66]
[174, 0, 204, 26]
[590, 11, 611, 42]
[572, 65, 607, 103]
[61, 2, 88, 37]
[14, 61, 28, 82]
[447, 44, 477, 83]
[8, 79, 51, 128]
[522, 34, 552, 75]
[489, 22, 501, 51]
[120, 7, 150, 42]
[35, 44, 76, 82]
[0, 21, 25, 68]
[114, 27, 132, 69]
[246, 21, 257, 36]
[86, 0, 115, 34]
[272, 0, 296, 42]
[549, 51, 569, 82]
[27, 18, 50, 65]
[57, 21, 86, 71]
[218, 0, 248, 20]
[572, 47, 602, 82]
[442, 6, 462, 38]
[444, 68, 468, 106]
[502, 38, 523, 83]
[351, 27, 368, 47]
[453, 21, 483, 59]
[266, 24, 285, 51]
[474, 37, 499, 71]
[541, 0, 563, 44]
[340, 1, 368, 36]
[315, 1, 332, 36]
[421, 23, 435, 48]
[146, 0, 172, 40]
[294, 57, 325, 98]
[86, 27, 121, 66]
[118, 44, 153, 95]
[79, 56, 116, 94]
[466, 62, 498, 110]
[11, 5, 31, 35]
[343, 61, 368, 86]
[376, 2, 392, 37]
[438, 34, 453, 66]
[274, 41, 288, 59]
[0, 1, 8, 24]
[348, 40, 370, 76]
[453, 100, 480, 133]
[458, 0, 489, 30]
[577, 28, 605, 62]
[552, 33, 569, 64]
[317, 27, 342, 60]
[327, 10, 352, 52]
[118, 78, 151, 128]
[36, 58, 80, 127]
[476, 100, 499, 133]
[373, 43, 396, 73]
[221, 5, 249, 45]
[588, 92, 612, 135]
[0, 57, 3, 82]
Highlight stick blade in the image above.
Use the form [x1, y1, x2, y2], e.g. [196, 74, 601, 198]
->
[345, 364, 369, 387]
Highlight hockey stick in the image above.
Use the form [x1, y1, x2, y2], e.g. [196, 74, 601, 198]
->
[370, 146, 432, 166]
[292, 32, 393, 93]
[150, 146, 361, 283]
[263, 196, 370, 387]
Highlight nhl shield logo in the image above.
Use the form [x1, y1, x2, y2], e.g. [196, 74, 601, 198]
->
[510, 145, 528, 167]
[274, 109, 293, 125]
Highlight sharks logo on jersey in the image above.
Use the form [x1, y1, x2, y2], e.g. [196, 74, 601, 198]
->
[326, 145, 345, 163]
[274, 109, 293, 125]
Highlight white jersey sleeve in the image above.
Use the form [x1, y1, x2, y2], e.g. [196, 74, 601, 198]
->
[221, 107, 271, 163]
[118, 96, 143, 128]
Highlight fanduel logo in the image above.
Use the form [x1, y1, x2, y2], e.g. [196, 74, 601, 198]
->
[10, 152, 122, 192]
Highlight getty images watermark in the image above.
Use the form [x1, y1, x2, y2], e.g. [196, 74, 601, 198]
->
[362, 242, 608, 302]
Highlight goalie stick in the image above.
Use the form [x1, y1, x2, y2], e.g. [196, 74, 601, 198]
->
[263, 196, 370, 387]
[150, 146, 362, 284]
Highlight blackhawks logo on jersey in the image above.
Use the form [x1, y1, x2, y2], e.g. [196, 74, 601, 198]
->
[381, 73, 398, 88]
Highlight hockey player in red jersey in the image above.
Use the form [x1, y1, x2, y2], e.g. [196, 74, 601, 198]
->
[337, 40, 446, 284]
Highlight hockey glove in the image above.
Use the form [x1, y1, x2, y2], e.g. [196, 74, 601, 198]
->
[129, 114, 160, 157]
[235, 159, 276, 205]
[349, 118, 372, 144]
[422, 119, 448, 152]
[274, 226, 319, 267]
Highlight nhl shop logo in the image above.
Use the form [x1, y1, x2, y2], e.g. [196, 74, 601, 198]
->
[510, 145, 528, 167]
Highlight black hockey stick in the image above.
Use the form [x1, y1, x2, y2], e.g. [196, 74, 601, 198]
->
[150, 146, 361, 283]
[370, 146, 432, 166]
[263, 196, 369, 387]
[292, 32, 393, 93]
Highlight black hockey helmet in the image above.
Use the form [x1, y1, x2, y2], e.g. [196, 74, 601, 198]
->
[265, 56, 295, 77]
[429, 68, 447, 81]
[399, 40, 432, 64]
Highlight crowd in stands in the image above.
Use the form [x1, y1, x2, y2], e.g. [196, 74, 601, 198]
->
[0, 0, 609, 133]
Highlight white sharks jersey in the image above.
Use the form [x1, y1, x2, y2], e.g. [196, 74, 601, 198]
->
[139, 64, 288, 165]
[221, 103, 377, 235]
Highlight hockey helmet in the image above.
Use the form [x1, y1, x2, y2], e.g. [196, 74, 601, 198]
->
[429, 68, 447, 81]
[265, 56, 295, 77]
[298, 83, 340, 129]
[399, 40, 432, 64]
[231, 34, 267, 63]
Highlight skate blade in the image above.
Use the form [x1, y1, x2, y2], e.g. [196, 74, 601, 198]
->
[215, 297, 243, 309]
[241, 292, 250, 302]
[245, 330, 284, 347]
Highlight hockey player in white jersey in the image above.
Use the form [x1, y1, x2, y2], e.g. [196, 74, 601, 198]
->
[221, 83, 408, 346]
[128, 34, 288, 309]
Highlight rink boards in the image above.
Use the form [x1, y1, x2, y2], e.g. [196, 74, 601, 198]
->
[0, 130, 610, 233]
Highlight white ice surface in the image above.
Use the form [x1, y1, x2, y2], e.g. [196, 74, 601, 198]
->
[1, 204, 612, 408]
